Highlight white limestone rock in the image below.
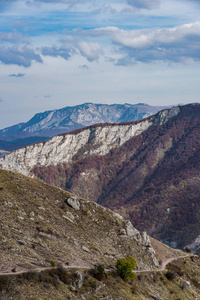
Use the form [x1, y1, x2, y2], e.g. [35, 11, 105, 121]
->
[187, 234, 200, 253]
[113, 212, 124, 220]
[0, 120, 152, 175]
[82, 245, 90, 253]
[155, 106, 180, 125]
[125, 220, 141, 242]
[147, 247, 160, 267]
[0, 106, 180, 176]
[73, 271, 85, 289]
[66, 196, 80, 210]
[124, 220, 159, 267]
[141, 232, 151, 247]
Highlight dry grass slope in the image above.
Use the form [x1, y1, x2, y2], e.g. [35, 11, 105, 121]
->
[0, 169, 200, 299]
[0, 169, 158, 274]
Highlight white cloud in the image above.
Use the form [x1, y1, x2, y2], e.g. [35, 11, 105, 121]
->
[9, 73, 25, 77]
[0, 31, 29, 44]
[84, 22, 200, 64]
[0, 46, 42, 67]
[79, 64, 89, 69]
[77, 41, 103, 61]
[32, 0, 85, 2]
[127, 0, 160, 10]
[41, 46, 74, 60]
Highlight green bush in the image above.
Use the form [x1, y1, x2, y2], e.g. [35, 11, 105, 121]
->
[165, 271, 175, 281]
[92, 264, 105, 281]
[116, 256, 137, 281]
[50, 260, 56, 267]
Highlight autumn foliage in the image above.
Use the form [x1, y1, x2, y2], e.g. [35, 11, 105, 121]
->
[33, 104, 200, 250]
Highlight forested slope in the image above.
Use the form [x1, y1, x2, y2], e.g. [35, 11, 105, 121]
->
[33, 104, 200, 251]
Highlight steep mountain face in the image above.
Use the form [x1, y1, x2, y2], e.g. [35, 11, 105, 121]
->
[0, 105, 179, 176]
[0, 103, 166, 151]
[1, 169, 200, 300]
[1, 104, 200, 253]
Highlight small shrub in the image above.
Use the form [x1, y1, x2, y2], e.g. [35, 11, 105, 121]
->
[172, 265, 184, 276]
[39, 271, 53, 285]
[52, 275, 60, 288]
[190, 256, 195, 262]
[88, 278, 96, 288]
[165, 271, 175, 281]
[55, 266, 71, 285]
[57, 264, 65, 274]
[92, 264, 105, 281]
[50, 260, 56, 267]
[25, 271, 38, 281]
[137, 275, 142, 281]
[183, 247, 191, 253]
[116, 256, 137, 281]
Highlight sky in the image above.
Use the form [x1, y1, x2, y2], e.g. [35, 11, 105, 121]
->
[0, 0, 200, 128]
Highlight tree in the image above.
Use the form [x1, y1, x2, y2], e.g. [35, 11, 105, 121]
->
[116, 256, 137, 281]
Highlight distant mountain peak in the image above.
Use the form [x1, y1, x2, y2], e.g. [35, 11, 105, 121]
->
[0, 102, 168, 151]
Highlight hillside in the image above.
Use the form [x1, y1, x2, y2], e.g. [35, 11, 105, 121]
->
[0, 169, 200, 300]
[0, 168, 160, 273]
[33, 104, 200, 253]
[0, 103, 166, 151]
[1, 104, 200, 253]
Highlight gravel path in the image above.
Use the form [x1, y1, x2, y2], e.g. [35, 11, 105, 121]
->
[0, 254, 192, 276]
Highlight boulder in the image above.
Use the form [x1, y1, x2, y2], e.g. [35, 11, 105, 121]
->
[66, 196, 80, 210]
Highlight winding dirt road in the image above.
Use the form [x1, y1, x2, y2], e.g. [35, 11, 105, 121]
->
[0, 265, 91, 276]
[0, 254, 192, 276]
[133, 254, 190, 274]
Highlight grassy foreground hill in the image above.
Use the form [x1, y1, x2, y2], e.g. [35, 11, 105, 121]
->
[0, 169, 200, 299]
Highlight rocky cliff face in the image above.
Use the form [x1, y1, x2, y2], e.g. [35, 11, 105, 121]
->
[1, 102, 167, 136]
[0, 106, 180, 176]
[0, 102, 167, 151]
[28, 103, 200, 253]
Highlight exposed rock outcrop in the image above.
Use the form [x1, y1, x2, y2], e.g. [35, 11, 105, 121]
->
[187, 234, 200, 254]
[66, 196, 81, 211]
[0, 106, 180, 176]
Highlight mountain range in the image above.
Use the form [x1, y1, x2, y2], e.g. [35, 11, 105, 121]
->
[1, 104, 200, 254]
[0, 102, 166, 151]
[1, 103, 200, 298]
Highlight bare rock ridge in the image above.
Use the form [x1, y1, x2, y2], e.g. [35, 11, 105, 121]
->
[0, 103, 167, 151]
[0, 102, 167, 136]
[0, 106, 180, 176]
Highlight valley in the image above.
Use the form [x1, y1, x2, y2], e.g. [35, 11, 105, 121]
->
[1, 104, 199, 253]
[1, 0, 200, 298]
